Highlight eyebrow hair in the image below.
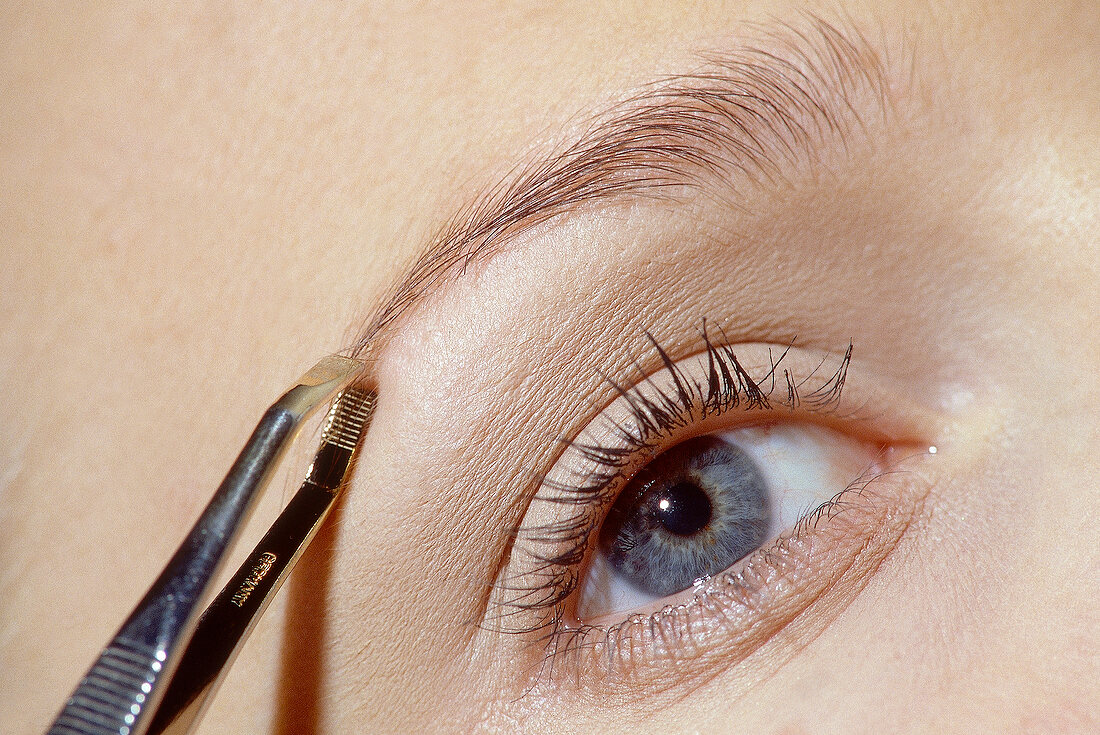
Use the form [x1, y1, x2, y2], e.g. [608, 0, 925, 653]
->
[347, 14, 899, 357]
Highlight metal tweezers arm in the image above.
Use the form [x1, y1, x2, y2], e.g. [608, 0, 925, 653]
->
[46, 356, 368, 735]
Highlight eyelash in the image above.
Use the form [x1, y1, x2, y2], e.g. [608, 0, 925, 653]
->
[488, 322, 860, 662]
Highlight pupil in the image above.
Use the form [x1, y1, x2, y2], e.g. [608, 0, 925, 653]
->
[596, 435, 771, 598]
[654, 481, 712, 536]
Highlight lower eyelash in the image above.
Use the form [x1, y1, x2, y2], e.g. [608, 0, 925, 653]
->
[536, 461, 921, 691]
[486, 324, 857, 647]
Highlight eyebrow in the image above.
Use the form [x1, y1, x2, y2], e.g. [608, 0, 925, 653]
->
[347, 14, 899, 357]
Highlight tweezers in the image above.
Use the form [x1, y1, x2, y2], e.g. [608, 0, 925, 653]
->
[46, 355, 377, 735]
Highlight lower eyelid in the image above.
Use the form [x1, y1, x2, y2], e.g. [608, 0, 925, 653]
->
[485, 341, 941, 700]
[544, 456, 931, 697]
[574, 423, 883, 621]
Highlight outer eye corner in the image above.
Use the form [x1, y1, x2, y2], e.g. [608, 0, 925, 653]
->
[499, 339, 931, 685]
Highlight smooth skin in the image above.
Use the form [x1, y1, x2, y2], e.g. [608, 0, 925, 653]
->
[1, 2, 1097, 733]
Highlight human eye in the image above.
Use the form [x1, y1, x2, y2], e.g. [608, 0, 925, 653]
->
[489, 330, 937, 689]
[577, 420, 876, 621]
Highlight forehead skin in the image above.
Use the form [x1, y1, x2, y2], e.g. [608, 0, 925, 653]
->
[1, 1, 1097, 734]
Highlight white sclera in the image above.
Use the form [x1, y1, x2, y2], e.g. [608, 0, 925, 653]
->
[576, 422, 878, 620]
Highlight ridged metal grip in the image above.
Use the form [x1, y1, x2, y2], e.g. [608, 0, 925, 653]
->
[49, 639, 164, 735]
[144, 388, 377, 735]
[306, 389, 376, 490]
[319, 389, 376, 452]
[45, 356, 365, 735]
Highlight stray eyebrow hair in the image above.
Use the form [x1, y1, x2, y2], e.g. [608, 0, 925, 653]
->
[347, 14, 903, 356]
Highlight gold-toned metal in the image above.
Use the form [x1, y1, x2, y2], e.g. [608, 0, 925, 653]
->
[229, 552, 277, 608]
[145, 386, 377, 735]
[46, 355, 369, 735]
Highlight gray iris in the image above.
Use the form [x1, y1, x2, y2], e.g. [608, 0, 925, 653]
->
[598, 435, 771, 597]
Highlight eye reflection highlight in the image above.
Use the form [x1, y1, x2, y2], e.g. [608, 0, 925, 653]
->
[577, 422, 880, 620]
[492, 337, 932, 682]
[595, 436, 771, 598]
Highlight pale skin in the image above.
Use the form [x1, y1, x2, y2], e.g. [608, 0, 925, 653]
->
[1, 1, 1097, 733]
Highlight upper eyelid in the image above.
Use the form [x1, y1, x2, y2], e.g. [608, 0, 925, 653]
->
[490, 339, 908, 630]
[484, 339, 942, 694]
[345, 14, 909, 357]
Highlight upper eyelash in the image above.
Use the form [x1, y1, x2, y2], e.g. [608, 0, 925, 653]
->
[487, 321, 853, 636]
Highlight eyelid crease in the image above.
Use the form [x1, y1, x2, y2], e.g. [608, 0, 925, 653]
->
[346, 12, 910, 356]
